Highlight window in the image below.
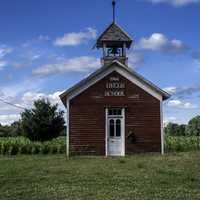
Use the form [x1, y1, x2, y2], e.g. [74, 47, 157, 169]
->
[108, 108, 123, 138]
[109, 119, 115, 137]
[108, 108, 122, 116]
[109, 119, 121, 137]
[116, 119, 121, 137]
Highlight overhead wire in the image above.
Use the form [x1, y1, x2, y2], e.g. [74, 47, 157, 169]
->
[0, 98, 26, 110]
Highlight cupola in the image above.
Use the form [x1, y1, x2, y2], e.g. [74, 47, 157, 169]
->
[95, 1, 133, 66]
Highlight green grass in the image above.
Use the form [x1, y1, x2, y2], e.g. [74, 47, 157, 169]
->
[1, 152, 200, 200]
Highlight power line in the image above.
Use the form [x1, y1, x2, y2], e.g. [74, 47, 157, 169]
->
[0, 98, 26, 110]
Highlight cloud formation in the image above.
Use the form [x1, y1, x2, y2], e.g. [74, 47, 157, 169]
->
[0, 61, 7, 70]
[0, 46, 12, 59]
[137, 33, 187, 53]
[33, 56, 100, 76]
[146, 0, 200, 6]
[54, 28, 97, 46]
[0, 114, 21, 126]
[164, 116, 177, 125]
[164, 85, 200, 97]
[21, 91, 63, 107]
[0, 90, 64, 125]
[128, 52, 144, 67]
[0, 46, 12, 70]
[167, 99, 197, 109]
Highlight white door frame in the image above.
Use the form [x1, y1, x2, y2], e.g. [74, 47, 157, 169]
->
[105, 108, 125, 156]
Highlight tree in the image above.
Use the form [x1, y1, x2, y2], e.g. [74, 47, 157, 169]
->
[21, 99, 65, 141]
[186, 116, 200, 136]
[179, 124, 186, 136]
[10, 121, 23, 137]
[0, 124, 12, 137]
[164, 123, 186, 136]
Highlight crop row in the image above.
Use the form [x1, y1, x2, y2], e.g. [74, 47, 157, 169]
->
[1, 136, 200, 155]
[0, 136, 66, 155]
[165, 136, 200, 152]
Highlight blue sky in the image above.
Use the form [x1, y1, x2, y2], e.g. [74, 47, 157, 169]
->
[0, 0, 200, 125]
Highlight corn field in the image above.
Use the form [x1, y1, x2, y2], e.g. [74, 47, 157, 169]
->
[0, 136, 66, 155]
[165, 136, 200, 152]
[0, 136, 200, 155]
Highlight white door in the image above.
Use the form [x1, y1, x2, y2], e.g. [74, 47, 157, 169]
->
[106, 108, 125, 156]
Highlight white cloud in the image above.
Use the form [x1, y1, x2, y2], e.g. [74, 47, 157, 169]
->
[164, 116, 177, 125]
[33, 56, 100, 76]
[137, 33, 187, 53]
[128, 52, 144, 67]
[0, 46, 12, 70]
[167, 99, 198, 109]
[21, 91, 63, 107]
[0, 61, 7, 70]
[0, 46, 12, 59]
[54, 27, 97, 46]
[0, 89, 65, 125]
[22, 35, 50, 48]
[0, 114, 20, 125]
[0, 77, 45, 124]
[163, 86, 177, 94]
[146, 0, 200, 6]
[164, 85, 200, 97]
[38, 35, 50, 41]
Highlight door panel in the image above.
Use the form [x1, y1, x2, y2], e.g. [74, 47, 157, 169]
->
[106, 108, 125, 156]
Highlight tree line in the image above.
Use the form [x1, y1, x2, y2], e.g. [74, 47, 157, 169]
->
[165, 116, 200, 136]
[0, 99, 65, 141]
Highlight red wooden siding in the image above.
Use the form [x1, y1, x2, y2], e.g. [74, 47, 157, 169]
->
[69, 71, 161, 155]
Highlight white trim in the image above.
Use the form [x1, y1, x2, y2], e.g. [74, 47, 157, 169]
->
[115, 68, 162, 101]
[122, 108, 125, 156]
[66, 100, 70, 157]
[105, 108, 108, 157]
[69, 67, 114, 101]
[160, 101, 164, 154]
[68, 66, 162, 102]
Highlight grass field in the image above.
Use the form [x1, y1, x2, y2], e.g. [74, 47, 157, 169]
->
[1, 153, 200, 200]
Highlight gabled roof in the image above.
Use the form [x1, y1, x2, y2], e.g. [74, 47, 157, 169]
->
[60, 61, 170, 105]
[95, 22, 133, 49]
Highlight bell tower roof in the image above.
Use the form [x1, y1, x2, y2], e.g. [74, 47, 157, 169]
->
[95, 22, 133, 49]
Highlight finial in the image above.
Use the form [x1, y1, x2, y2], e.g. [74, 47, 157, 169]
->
[112, 0, 116, 23]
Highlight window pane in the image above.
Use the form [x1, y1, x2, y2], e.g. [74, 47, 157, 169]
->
[113, 109, 117, 115]
[109, 119, 115, 137]
[108, 109, 113, 116]
[116, 119, 121, 137]
[108, 108, 122, 116]
[117, 109, 122, 115]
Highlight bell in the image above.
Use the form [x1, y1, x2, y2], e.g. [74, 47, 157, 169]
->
[110, 47, 119, 55]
